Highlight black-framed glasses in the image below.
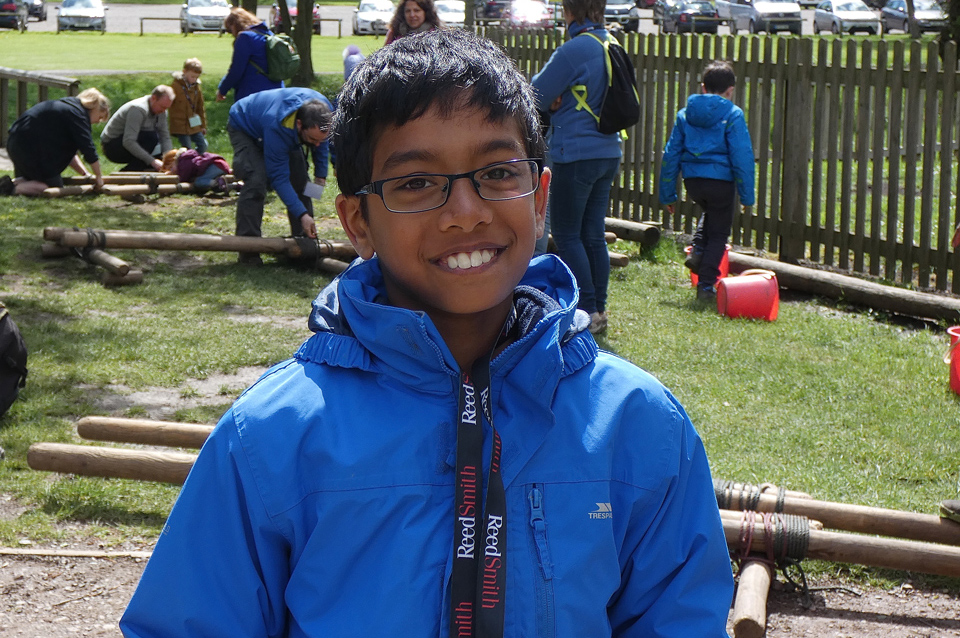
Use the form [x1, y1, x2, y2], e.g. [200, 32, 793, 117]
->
[355, 158, 543, 214]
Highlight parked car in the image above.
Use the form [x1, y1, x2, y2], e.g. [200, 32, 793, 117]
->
[813, 0, 879, 33]
[652, 0, 681, 23]
[501, 0, 552, 26]
[661, 0, 720, 32]
[880, 0, 946, 32]
[605, 0, 635, 26]
[479, 0, 509, 18]
[25, 0, 45, 20]
[179, 0, 229, 33]
[0, 0, 27, 30]
[436, 0, 465, 27]
[269, 0, 322, 34]
[56, 0, 107, 32]
[352, 0, 391, 33]
[716, 0, 802, 34]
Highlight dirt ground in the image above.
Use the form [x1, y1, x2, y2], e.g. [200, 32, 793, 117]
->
[1, 545, 959, 637]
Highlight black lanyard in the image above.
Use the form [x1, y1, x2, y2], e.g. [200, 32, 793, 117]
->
[180, 80, 198, 114]
[450, 355, 507, 638]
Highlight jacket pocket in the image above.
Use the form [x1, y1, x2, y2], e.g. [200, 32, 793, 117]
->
[528, 483, 555, 638]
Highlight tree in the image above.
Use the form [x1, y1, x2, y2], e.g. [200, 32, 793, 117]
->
[291, 0, 315, 87]
[945, 0, 960, 48]
[240, 0, 257, 14]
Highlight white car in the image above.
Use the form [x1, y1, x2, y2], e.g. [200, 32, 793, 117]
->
[813, 0, 879, 33]
[717, 0, 802, 34]
[180, 0, 230, 33]
[436, 0, 465, 27]
[56, 0, 106, 32]
[352, 0, 393, 34]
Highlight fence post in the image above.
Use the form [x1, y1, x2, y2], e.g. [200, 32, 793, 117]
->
[779, 37, 813, 263]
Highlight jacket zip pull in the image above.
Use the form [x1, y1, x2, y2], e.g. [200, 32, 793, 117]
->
[528, 485, 554, 580]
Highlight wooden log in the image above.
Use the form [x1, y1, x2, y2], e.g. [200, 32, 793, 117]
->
[721, 517, 960, 578]
[40, 242, 72, 258]
[717, 485, 960, 547]
[53, 229, 303, 257]
[731, 561, 773, 638]
[604, 217, 662, 247]
[84, 248, 130, 276]
[317, 257, 350, 274]
[102, 183, 199, 196]
[719, 508, 824, 530]
[716, 478, 812, 502]
[605, 232, 617, 244]
[102, 269, 143, 287]
[28, 442, 197, 485]
[76, 416, 213, 449]
[608, 251, 629, 268]
[727, 251, 960, 323]
[63, 174, 237, 186]
[41, 185, 95, 198]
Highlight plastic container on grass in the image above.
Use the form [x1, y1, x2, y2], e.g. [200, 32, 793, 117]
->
[716, 269, 779, 321]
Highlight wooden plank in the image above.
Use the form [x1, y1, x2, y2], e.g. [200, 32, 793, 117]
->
[28, 442, 197, 485]
[808, 39, 829, 263]
[780, 38, 812, 263]
[741, 37, 762, 248]
[943, 44, 960, 294]
[918, 40, 938, 288]
[765, 38, 787, 255]
[852, 39, 872, 273]
[823, 39, 843, 267]
[901, 39, 922, 285]
[884, 41, 905, 281]
[639, 34, 658, 222]
[753, 37, 774, 253]
[868, 41, 888, 277]
[838, 39, 857, 270]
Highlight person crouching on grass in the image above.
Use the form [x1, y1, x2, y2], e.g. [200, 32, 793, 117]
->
[119, 28, 733, 638]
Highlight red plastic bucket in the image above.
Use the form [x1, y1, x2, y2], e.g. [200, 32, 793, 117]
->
[686, 244, 730, 287]
[945, 326, 960, 394]
[716, 269, 779, 321]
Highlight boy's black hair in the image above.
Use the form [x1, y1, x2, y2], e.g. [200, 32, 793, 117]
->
[333, 29, 545, 198]
[562, 0, 605, 25]
[297, 99, 333, 131]
[702, 61, 736, 94]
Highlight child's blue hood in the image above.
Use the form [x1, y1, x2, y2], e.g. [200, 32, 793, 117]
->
[685, 93, 735, 129]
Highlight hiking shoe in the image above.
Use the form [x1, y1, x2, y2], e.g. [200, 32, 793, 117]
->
[684, 247, 702, 275]
[0, 175, 14, 196]
[941, 499, 960, 524]
[588, 311, 608, 335]
[237, 253, 263, 266]
[696, 285, 717, 303]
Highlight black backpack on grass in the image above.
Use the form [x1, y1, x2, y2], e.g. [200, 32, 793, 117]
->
[0, 303, 27, 418]
[576, 31, 641, 135]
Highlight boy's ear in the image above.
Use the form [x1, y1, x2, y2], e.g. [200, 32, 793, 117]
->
[336, 193, 376, 260]
[534, 167, 550, 239]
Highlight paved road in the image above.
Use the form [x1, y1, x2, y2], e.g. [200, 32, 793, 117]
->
[21, 3, 356, 36]
[21, 3, 823, 36]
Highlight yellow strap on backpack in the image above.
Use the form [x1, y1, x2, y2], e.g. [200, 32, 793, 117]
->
[573, 31, 629, 139]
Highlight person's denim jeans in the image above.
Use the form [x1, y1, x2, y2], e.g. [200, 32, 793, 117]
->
[176, 132, 208, 154]
[549, 157, 620, 314]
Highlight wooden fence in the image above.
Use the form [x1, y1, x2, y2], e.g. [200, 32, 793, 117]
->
[0, 67, 80, 147]
[486, 28, 960, 294]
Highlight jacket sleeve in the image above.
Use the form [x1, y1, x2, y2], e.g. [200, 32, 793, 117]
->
[726, 109, 755, 206]
[68, 106, 99, 165]
[608, 403, 734, 638]
[263, 126, 307, 217]
[219, 32, 254, 97]
[658, 112, 685, 205]
[119, 410, 291, 638]
[530, 47, 576, 112]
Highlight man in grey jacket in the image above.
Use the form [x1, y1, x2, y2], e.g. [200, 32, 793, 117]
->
[100, 85, 174, 172]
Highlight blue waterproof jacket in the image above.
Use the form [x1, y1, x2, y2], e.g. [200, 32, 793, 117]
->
[659, 93, 756, 206]
[120, 255, 733, 638]
[228, 88, 331, 217]
[531, 21, 622, 164]
[218, 23, 284, 102]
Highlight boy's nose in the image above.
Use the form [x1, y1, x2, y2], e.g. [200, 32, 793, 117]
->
[439, 177, 492, 232]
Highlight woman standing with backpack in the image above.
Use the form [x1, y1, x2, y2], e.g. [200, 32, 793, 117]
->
[531, 0, 622, 335]
[216, 7, 283, 103]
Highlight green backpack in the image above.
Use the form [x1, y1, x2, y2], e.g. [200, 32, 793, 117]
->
[252, 32, 301, 82]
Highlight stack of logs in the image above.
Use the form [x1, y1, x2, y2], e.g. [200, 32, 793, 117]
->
[38, 219, 661, 287]
[43, 173, 242, 200]
[28, 418, 960, 638]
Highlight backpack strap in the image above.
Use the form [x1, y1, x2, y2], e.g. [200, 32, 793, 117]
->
[573, 31, 629, 139]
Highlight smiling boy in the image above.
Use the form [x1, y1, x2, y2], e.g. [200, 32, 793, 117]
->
[120, 29, 733, 638]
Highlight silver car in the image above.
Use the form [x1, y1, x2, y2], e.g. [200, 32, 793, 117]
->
[352, 0, 392, 34]
[813, 0, 880, 33]
[179, 0, 230, 33]
[880, 0, 947, 33]
[56, 0, 106, 32]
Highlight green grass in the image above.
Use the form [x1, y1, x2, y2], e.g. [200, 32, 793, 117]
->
[1, 73, 959, 591]
[0, 32, 386, 74]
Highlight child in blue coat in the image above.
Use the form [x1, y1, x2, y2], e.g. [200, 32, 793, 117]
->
[120, 29, 734, 638]
[660, 60, 756, 302]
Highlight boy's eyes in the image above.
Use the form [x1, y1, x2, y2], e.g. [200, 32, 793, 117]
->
[392, 175, 442, 191]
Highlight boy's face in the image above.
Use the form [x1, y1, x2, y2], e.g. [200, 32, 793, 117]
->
[183, 70, 201, 84]
[336, 104, 549, 321]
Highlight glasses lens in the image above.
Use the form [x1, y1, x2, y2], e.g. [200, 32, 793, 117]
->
[475, 160, 539, 202]
[381, 174, 449, 213]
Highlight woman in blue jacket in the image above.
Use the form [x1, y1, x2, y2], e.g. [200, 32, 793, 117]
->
[531, 0, 622, 336]
[216, 7, 283, 103]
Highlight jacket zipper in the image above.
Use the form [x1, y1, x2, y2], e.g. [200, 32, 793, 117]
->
[528, 484, 555, 638]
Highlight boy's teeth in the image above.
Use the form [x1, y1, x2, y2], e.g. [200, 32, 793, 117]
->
[446, 250, 493, 270]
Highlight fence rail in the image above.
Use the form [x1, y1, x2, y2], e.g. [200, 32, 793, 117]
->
[0, 67, 80, 147]
[485, 28, 960, 294]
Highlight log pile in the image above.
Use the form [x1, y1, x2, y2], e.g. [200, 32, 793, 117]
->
[44, 173, 241, 199]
